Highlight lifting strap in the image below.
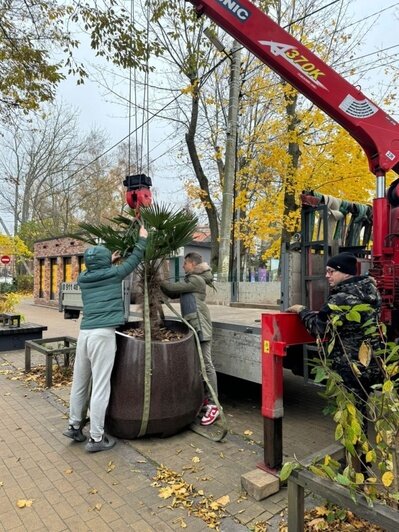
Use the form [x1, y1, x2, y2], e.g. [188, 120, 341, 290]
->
[138, 263, 152, 437]
[162, 298, 228, 442]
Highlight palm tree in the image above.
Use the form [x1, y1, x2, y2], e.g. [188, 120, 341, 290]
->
[77, 203, 202, 439]
[77, 203, 198, 337]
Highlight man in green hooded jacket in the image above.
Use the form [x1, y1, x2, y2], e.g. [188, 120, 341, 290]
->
[63, 225, 147, 452]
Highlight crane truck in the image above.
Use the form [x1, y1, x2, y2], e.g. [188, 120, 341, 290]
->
[187, 0, 399, 327]
[182, 0, 399, 469]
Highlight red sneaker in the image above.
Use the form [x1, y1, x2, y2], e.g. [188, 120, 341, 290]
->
[200, 405, 219, 426]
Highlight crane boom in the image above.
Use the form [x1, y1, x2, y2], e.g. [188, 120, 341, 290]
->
[188, 0, 399, 176]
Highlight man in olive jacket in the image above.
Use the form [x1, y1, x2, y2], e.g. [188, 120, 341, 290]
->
[63, 226, 147, 452]
[160, 252, 220, 426]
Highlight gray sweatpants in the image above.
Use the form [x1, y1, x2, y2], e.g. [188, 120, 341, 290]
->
[69, 327, 116, 440]
[201, 340, 218, 401]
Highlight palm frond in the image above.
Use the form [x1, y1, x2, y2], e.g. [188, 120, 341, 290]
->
[76, 203, 198, 261]
[76, 203, 199, 330]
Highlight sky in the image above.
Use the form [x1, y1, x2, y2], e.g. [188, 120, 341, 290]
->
[56, 44, 185, 208]
[54, 0, 399, 200]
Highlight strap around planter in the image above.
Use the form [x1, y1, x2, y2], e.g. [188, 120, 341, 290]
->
[138, 263, 152, 438]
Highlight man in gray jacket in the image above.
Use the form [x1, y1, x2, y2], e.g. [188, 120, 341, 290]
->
[160, 252, 220, 426]
[63, 225, 147, 452]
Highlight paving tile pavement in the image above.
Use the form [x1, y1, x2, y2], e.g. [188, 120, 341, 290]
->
[0, 298, 336, 531]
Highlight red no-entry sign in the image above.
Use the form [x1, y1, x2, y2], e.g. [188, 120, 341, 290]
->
[1, 255, 11, 264]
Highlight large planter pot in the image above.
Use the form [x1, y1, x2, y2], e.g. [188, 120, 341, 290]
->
[105, 320, 203, 438]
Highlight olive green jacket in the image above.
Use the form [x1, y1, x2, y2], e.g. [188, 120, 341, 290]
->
[160, 262, 214, 341]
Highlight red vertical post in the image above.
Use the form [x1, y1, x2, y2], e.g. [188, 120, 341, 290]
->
[261, 334, 285, 469]
[261, 313, 315, 470]
[372, 197, 389, 259]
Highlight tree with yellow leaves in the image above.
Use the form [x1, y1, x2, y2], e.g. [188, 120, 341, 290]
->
[0, 234, 31, 259]
[0, 233, 32, 279]
[235, 103, 381, 260]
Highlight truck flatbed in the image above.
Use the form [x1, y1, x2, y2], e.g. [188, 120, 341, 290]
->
[131, 302, 268, 384]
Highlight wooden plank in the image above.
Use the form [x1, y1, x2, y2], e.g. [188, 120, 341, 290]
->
[290, 469, 398, 530]
[27, 336, 74, 345]
[263, 417, 282, 469]
[287, 481, 304, 532]
[301, 443, 344, 467]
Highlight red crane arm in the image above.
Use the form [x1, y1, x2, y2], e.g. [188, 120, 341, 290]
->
[188, 0, 399, 176]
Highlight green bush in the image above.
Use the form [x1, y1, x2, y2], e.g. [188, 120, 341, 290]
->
[15, 274, 33, 292]
[0, 282, 16, 294]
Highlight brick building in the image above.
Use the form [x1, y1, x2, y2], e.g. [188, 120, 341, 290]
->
[33, 231, 212, 307]
[33, 237, 89, 307]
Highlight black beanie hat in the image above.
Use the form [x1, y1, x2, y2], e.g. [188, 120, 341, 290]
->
[326, 252, 357, 275]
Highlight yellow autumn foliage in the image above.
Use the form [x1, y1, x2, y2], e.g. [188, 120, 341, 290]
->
[235, 89, 397, 260]
[0, 235, 32, 258]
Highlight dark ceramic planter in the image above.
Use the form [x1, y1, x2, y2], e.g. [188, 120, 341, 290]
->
[105, 320, 203, 438]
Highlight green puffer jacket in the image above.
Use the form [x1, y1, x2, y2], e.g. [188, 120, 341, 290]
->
[160, 262, 214, 341]
[78, 237, 147, 329]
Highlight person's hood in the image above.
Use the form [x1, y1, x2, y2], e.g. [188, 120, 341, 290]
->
[191, 262, 214, 286]
[84, 246, 112, 271]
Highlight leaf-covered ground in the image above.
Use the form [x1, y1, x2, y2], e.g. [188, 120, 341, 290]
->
[1, 363, 73, 389]
[0, 362, 391, 531]
[276, 505, 385, 531]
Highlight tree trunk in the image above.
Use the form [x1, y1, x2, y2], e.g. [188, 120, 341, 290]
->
[185, 79, 219, 270]
[281, 86, 301, 258]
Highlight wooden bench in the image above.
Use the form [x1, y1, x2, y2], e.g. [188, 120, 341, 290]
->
[0, 322, 47, 351]
[0, 313, 21, 328]
[287, 444, 399, 531]
[25, 336, 77, 388]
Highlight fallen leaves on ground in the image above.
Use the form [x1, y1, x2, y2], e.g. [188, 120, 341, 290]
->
[106, 461, 115, 473]
[153, 465, 229, 530]
[88, 503, 102, 512]
[253, 522, 267, 532]
[279, 505, 385, 531]
[173, 516, 188, 528]
[5, 365, 73, 389]
[16, 499, 33, 508]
